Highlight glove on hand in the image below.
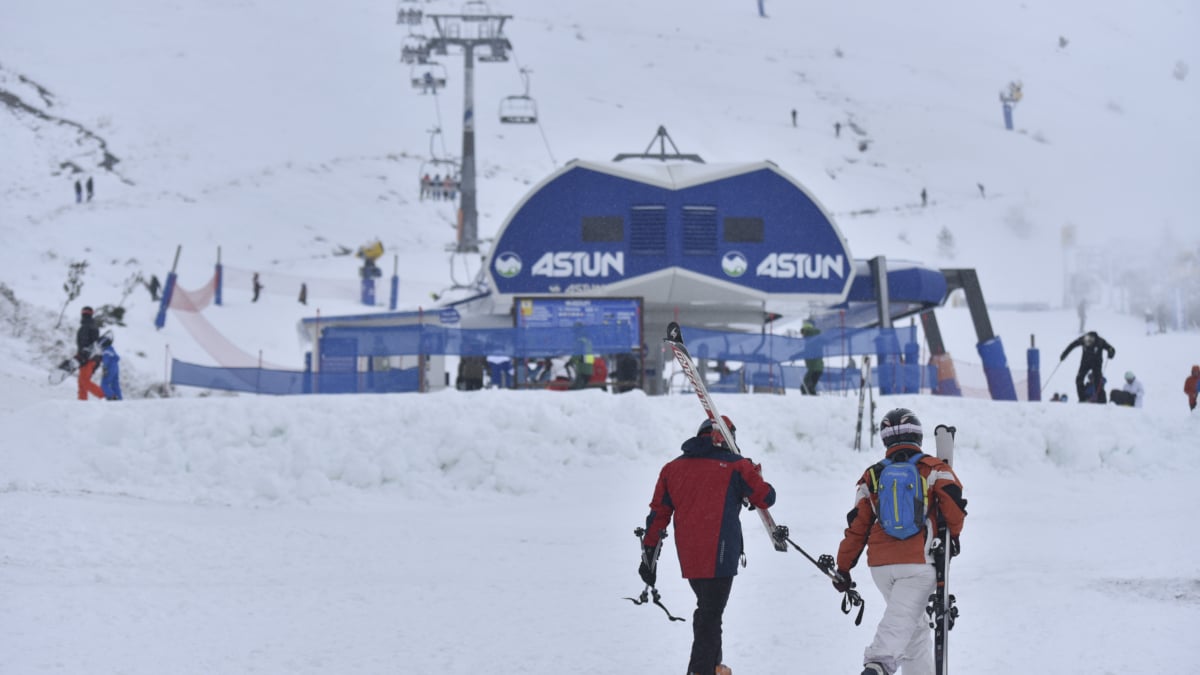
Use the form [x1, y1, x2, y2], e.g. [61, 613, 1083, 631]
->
[832, 569, 853, 593]
[638, 561, 656, 587]
[638, 545, 657, 586]
[950, 536, 961, 558]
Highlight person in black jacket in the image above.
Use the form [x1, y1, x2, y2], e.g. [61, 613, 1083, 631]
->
[1059, 331, 1115, 403]
[74, 306, 105, 400]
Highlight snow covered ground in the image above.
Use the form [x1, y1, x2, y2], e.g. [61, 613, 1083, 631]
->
[1, 0, 1198, 673]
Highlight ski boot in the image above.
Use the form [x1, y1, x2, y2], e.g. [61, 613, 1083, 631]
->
[860, 663, 885, 675]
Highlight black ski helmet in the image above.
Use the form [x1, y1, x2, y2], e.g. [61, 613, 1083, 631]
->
[697, 415, 736, 440]
[879, 408, 922, 447]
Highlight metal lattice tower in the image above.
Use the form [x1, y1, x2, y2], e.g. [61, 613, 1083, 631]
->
[424, 9, 514, 253]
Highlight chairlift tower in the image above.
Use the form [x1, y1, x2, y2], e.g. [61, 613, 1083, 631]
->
[423, 8, 514, 253]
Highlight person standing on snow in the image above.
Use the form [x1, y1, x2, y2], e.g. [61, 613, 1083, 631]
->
[1111, 371, 1144, 408]
[99, 333, 122, 401]
[1184, 365, 1199, 411]
[833, 408, 967, 675]
[1059, 331, 1115, 403]
[800, 319, 824, 395]
[74, 306, 105, 401]
[639, 417, 776, 675]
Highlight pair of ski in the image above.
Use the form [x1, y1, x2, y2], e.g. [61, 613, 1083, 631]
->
[665, 322, 958, 674]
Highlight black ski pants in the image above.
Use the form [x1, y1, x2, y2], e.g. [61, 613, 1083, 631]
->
[687, 577, 733, 674]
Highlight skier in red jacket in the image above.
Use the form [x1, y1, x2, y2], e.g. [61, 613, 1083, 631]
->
[640, 416, 776, 675]
[1185, 365, 1200, 411]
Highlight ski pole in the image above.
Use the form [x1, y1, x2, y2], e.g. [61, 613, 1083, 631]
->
[772, 526, 865, 625]
[1040, 358, 1063, 392]
[623, 528, 686, 622]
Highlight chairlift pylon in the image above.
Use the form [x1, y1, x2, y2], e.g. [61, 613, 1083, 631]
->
[499, 68, 537, 124]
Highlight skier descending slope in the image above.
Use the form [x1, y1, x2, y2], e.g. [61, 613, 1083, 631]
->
[832, 408, 967, 675]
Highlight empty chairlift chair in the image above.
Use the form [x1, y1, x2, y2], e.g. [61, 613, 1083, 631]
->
[499, 68, 537, 124]
[499, 95, 537, 124]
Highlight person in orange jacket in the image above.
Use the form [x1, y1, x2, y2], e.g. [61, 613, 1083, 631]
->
[834, 408, 967, 675]
[74, 306, 105, 401]
[1185, 365, 1200, 411]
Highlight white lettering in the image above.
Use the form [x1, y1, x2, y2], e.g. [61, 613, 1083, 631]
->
[531, 251, 625, 278]
[755, 253, 845, 279]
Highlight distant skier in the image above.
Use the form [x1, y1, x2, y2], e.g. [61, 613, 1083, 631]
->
[791, 108, 797, 127]
[298, 283, 307, 305]
[920, 188, 928, 207]
[1059, 331, 1115, 403]
[145, 274, 161, 301]
[977, 182, 985, 198]
[833, 408, 967, 675]
[639, 417, 775, 675]
[99, 333, 122, 401]
[85, 176, 94, 201]
[252, 272, 263, 302]
[835, 121, 842, 138]
[74, 179, 83, 204]
[1184, 365, 1199, 411]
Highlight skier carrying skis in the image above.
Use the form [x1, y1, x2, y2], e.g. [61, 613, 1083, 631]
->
[833, 408, 967, 675]
[640, 416, 776, 675]
[1059, 331, 1115, 403]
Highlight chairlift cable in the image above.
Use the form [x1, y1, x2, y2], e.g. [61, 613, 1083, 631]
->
[507, 50, 558, 167]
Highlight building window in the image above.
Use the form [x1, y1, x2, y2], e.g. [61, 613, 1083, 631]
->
[724, 217, 764, 243]
[682, 206, 718, 256]
[582, 216, 624, 242]
[630, 205, 667, 255]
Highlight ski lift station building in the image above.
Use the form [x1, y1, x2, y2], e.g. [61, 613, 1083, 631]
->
[297, 157, 1018, 399]
[469, 158, 965, 392]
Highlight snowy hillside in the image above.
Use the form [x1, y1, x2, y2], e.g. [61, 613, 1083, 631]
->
[1, 1, 1199, 673]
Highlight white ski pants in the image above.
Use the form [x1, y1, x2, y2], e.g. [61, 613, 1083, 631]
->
[863, 563, 935, 675]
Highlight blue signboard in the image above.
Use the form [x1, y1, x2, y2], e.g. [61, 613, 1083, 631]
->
[515, 296, 642, 352]
[488, 161, 855, 303]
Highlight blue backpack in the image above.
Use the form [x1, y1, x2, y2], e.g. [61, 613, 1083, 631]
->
[873, 453, 928, 540]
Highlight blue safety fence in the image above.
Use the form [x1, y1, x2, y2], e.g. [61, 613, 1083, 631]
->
[170, 322, 946, 396]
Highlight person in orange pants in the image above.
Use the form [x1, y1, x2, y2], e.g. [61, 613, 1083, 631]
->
[75, 306, 105, 401]
[77, 358, 104, 400]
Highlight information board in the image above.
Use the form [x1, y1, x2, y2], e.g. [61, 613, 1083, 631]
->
[514, 297, 642, 352]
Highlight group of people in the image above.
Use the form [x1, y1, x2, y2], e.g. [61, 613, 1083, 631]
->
[419, 174, 459, 202]
[1058, 329, 1197, 410]
[72, 176, 95, 203]
[640, 407, 966, 675]
[72, 305, 122, 401]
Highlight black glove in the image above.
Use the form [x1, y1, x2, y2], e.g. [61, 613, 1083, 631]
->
[950, 536, 961, 558]
[638, 560, 656, 587]
[638, 546, 657, 586]
[832, 569, 853, 593]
